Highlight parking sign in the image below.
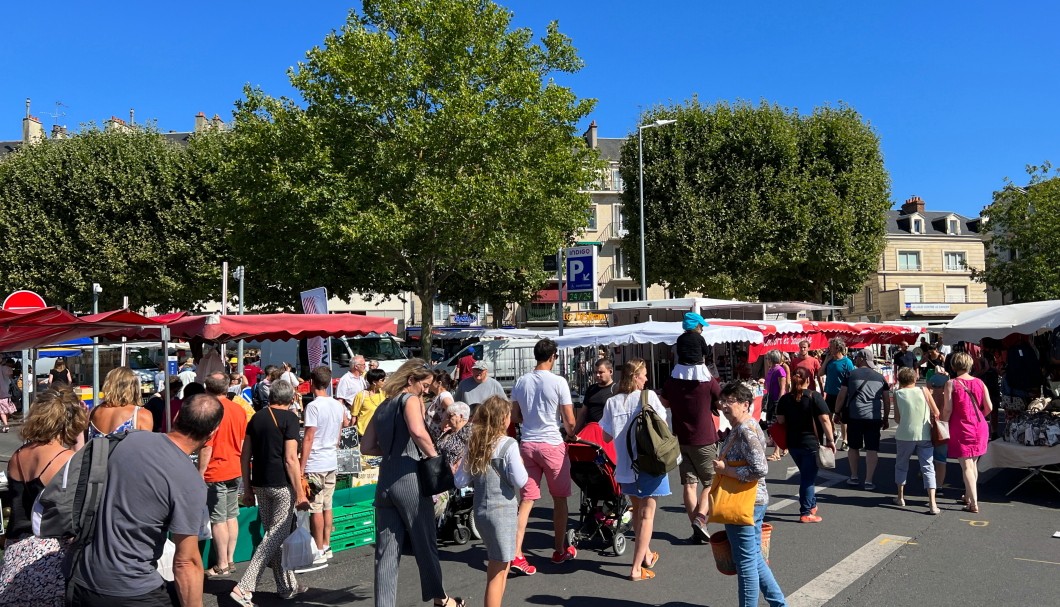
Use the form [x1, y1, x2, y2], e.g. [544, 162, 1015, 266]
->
[565, 246, 597, 303]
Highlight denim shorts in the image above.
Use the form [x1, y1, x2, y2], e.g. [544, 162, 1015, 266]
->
[620, 472, 671, 498]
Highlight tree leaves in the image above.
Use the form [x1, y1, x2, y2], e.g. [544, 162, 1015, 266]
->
[619, 98, 891, 305]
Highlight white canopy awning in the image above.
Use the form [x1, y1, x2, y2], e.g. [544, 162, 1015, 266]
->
[943, 300, 1060, 344]
[483, 321, 763, 349]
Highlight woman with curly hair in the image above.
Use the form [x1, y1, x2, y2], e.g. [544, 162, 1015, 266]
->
[455, 395, 527, 607]
[88, 367, 153, 437]
[0, 389, 89, 606]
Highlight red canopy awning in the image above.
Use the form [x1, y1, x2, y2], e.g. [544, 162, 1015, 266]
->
[121, 313, 399, 343]
[534, 289, 561, 304]
[0, 308, 166, 352]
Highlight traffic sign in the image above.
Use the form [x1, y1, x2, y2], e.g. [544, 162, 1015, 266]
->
[564, 245, 597, 302]
[2, 290, 47, 311]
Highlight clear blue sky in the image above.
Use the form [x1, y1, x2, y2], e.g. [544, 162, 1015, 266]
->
[4, 1, 1057, 218]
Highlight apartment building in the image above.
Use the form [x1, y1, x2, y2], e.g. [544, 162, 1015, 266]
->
[845, 195, 988, 322]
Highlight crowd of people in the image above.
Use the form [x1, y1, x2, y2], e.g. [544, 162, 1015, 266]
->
[0, 330, 1014, 607]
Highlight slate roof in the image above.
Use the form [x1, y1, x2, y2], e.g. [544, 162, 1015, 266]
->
[886, 209, 983, 238]
[596, 137, 624, 163]
[0, 141, 20, 156]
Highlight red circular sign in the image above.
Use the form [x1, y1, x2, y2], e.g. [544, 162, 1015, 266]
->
[2, 290, 47, 311]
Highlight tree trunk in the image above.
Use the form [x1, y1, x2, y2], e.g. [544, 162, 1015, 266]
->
[488, 297, 506, 328]
[418, 289, 434, 364]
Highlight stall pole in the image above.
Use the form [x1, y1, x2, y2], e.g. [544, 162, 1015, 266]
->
[92, 283, 101, 407]
[220, 262, 228, 362]
[120, 295, 129, 367]
[162, 326, 172, 432]
[235, 265, 245, 375]
[20, 350, 30, 411]
[557, 249, 565, 337]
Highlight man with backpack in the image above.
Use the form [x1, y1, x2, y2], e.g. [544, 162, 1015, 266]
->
[44, 394, 223, 606]
[509, 339, 577, 575]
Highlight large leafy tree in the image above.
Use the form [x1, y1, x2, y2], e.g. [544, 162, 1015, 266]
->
[218, 0, 598, 355]
[619, 99, 890, 304]
[0, 126, 228, 311]
[974, 164, 1060, 302]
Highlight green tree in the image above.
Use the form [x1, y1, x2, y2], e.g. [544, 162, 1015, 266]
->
[219, 0, 598, 355]
[437, 260, 550, 328]
[0, 126, 228, 311]
[974, 163, 1060, 302]
[618, 98, 890, 305]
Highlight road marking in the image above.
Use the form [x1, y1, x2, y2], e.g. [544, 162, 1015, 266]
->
[768, 470, 847, 513]
[1014, 557, 1060, 566]
[958, 518, 989, 527]
[786, 533, 911, 607]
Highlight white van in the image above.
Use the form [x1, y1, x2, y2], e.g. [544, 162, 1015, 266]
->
[440, 339, 541, 392]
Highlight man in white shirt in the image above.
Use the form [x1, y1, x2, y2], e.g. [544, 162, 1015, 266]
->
[509, 339, 577, 575]
[335, 356, 367, 407]
[300, 366, 352, 563]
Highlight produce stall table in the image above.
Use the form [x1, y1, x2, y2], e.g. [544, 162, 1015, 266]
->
[977, 440, 1060, 497]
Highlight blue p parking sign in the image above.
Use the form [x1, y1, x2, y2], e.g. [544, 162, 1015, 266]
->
[565, 246, 597, 302]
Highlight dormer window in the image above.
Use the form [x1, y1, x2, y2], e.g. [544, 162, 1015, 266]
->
[948, 218, 960, 234]
[912, 219, 923, 234]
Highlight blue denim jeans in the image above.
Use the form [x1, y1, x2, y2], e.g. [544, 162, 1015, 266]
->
[725, 504, 787, 607]
[788, 447, 819, 516]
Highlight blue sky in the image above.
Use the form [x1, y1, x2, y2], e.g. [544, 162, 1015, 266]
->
[4, 1, 1057, 218]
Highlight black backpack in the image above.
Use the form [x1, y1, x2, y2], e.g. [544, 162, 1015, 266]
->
[37, 433, 128, 600]
[251, 381, 269, 411]
[626, 390, 680, 477]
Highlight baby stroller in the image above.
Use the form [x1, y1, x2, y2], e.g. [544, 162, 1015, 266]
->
[566, 422, 632, 556]
[437, 486, 478, 545]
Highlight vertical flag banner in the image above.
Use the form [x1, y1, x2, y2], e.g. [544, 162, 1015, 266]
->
[300, 287, 331, 370]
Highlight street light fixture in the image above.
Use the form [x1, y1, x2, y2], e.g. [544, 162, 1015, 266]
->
[233, 265, 246, 374]
[638, 119, 677, 301]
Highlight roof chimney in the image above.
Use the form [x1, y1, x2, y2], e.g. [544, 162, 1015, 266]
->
[105, 116, 130, 132]
[900, 195, 925, 216]
[22, 115, 44, 144]
[211, 114, 224, 130]
[51, 124, 68, 139]
[583, 120, 598, 149]
[194, 112, 208, 132]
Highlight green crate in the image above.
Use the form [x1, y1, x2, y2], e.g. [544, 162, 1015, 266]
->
[336, 474, 354, 490]
[331, 531, 375, 552]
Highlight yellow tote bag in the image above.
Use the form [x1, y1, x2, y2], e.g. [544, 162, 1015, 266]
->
[707, 430, 759, 526]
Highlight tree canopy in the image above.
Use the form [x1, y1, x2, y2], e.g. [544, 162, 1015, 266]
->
[0, 126, 228, 311]
[218, 0, 598, 354]
[618, 99, 891, 305]
[974, 163, 1060, 302]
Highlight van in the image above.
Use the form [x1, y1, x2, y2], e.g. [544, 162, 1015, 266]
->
[440, 339, 541, 392]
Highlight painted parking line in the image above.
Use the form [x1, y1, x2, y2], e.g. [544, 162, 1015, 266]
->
[1014, 557, 1060, 566]
[785, 533, 912, 607]
[768, 470, 848, 513]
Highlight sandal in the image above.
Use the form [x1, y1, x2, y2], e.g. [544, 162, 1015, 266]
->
[282, 584, 309, 600]
[204, 565, 230, 578]
[961, 504, 979, 514]
[630, 568, 656, 581]
[892, 497, 905, 507]
[767, 452, 783, 462]
[434, 597, 466, 607]
[643, 551, 660, 569]
[229, 588, 255, 607]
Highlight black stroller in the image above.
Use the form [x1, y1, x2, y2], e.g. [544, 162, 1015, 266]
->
[566, 423, 632, 556]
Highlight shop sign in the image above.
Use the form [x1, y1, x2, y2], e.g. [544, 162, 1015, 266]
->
[905, 303, 950, 313]
[452, 313, 478, 326]
[563, 312, 608, 326]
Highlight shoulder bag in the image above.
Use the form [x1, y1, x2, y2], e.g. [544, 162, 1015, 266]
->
[706, 427, 758, 526]
[269, 407, 312, 499]
[391, 394, 456, 497]
[926, 387, 949, 446]
[810, 401, 836, 469]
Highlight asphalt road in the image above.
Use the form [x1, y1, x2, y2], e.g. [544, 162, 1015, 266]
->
[1, 425, 1057, 607]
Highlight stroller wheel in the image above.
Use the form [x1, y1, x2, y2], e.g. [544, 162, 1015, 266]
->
[612, 533, 627, 556]
[469, 514, 480, 540]
[565, 528, 578, 549]
[453, 525, 471, 545]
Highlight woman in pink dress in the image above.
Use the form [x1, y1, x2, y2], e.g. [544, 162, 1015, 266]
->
[942, 352, 993, 514]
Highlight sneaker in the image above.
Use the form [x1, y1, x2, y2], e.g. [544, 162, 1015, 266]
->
[510, 556, 537, 576]
[551, 545, 577, 564]
[294, 556, 328, 574]
[691, 517, 710, 542]
[809, 506, 818, 515]
[799, 514, 823, 523]
[323, 549, 334, 560]
[864, 482, 876, 491]
[846, 477, 860, 486]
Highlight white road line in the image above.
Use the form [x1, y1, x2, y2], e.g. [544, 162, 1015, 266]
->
[767, 470, 847, 513]
[786, 533, 912, 607]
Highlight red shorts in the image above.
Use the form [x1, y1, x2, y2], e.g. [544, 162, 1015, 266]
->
[519, 441, 572, 501]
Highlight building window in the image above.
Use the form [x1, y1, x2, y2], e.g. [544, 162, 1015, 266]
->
[611, 167, 624, 192]
[578, 301, 599, 311]
[614, 247, 629, 279]
[612, 203, 626, 238]
[526, 303, 558, 322]
[948, 218, 960, 234]
[586, 205, 597, 231]
[912, 219, 923, 234]
[848, 297, 855, 313]
[615, 287, 641, 302]
[945, 286, 968, 303]
[944, 251, 967, 272]
[901, 285, 922, 303]
[897, 251, 922, 271]
[865, 286, 873, 309]
[433, 301, 453, 324]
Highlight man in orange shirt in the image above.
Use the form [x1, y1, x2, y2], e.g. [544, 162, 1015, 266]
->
[791, 340, 823, 392]
[199, 372, 249, 577]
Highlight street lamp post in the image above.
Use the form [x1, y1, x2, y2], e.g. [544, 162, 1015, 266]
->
[638, 119, 677, 301]
[233, 265, 245, 374]
[91, 283, 102, 405]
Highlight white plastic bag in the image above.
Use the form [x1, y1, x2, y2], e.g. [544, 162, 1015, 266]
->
[281, 512, 315, 571]
[156, 539, 176, 582]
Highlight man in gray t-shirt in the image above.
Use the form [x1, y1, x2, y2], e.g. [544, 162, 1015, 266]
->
[835, 350, 891, 490]
[453, 361, 505, 406]
[71, 394, 223, 607]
